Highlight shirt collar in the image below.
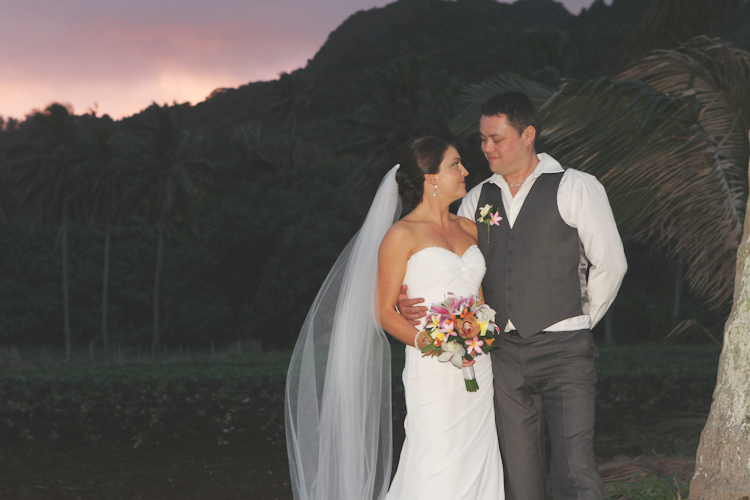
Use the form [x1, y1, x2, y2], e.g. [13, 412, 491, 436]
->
[489, 153, 563, 188]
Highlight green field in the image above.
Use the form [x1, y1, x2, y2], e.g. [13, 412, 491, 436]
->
[0, 343, 720, 499]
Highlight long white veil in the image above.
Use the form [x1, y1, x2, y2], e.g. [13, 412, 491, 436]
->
[285, 165, 402, 500]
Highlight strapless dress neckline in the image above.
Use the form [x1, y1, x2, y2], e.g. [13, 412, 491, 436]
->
[407, 244, 480, 265]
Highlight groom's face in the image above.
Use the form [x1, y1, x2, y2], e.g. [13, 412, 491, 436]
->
[479, 114, 529, 176]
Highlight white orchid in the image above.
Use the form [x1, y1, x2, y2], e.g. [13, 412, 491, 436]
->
[477, 204, 492, 221]
[438, 341, 465, 369]
[476, 304, 496, 324]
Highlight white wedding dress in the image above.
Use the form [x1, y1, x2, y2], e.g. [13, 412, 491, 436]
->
[385, 245, 505, 500]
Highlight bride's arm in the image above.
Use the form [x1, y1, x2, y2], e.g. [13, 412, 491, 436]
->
[377, 224, 422, 346]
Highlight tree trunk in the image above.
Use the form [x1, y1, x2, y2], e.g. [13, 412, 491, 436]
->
[690, 145, 750, 499]
[62, 195, 71, 360]
[102, 220, 111, 354]
[151, 207, 166, 357]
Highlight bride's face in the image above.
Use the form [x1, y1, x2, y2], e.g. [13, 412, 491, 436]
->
[428, 146, 468, 202]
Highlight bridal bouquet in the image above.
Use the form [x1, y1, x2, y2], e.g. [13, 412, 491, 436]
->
[416, 293, 499, 392]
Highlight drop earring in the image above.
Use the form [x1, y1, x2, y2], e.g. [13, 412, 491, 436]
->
[433, 183, 438, 197]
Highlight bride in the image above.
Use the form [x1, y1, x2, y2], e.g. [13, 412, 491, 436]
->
[285, 137, 504, 500]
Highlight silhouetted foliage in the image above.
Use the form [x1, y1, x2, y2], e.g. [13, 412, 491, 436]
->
[2, 0, 750, 351]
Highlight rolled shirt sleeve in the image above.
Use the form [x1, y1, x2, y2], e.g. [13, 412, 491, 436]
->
[559, 169, 627, 328]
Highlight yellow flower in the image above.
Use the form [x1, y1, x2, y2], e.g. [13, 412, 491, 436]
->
[479, 319, 489, 336]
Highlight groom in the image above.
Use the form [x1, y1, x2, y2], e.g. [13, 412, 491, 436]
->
[400, 91, 627, 500]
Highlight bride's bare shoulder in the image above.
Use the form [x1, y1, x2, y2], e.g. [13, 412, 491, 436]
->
[455, 213, 479, 242]
[381, 220, 418, 251]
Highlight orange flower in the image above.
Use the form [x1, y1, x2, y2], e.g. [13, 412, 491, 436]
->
[416, 331, 433, 350]
[456, 314, 481, 339]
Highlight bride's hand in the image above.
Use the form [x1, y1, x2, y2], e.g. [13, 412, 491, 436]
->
[462, 356, 476, 368]
[397, 285, 427, 326]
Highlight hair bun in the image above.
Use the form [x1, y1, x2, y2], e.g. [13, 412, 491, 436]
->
[394, 137, 452, 207]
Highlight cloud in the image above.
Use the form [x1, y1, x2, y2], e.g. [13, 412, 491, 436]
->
[0, 0, 601, 119]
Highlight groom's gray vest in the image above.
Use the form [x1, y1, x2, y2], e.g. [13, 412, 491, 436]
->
[475, 172, 585, 338]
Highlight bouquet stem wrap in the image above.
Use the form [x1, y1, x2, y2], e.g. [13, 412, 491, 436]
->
[462, 365, 478, 392]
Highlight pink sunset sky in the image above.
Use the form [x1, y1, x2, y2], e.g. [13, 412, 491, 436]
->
[1, 0, 609, 121]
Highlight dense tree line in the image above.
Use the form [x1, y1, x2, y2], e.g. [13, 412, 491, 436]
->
[0, 0, 749, 354]
[0, 103, 363, 355]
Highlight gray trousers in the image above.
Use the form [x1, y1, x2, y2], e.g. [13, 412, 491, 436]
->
[491, 329, 603, 500]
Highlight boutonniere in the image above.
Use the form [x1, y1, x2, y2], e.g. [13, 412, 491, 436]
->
[476, 203, 502, 243]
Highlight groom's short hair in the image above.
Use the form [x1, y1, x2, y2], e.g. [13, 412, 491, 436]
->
[481, 91, 541, 147]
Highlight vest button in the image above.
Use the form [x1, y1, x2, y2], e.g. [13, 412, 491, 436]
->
[507, 303, 512, 309]
[509, 234, 515, 240]
[507, 285, 512, 291]
[506, 268, 511, 273]
[507, 250, 512, 256]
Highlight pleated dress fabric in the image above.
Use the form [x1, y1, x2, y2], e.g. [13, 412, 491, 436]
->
[385, 245, 505, 500]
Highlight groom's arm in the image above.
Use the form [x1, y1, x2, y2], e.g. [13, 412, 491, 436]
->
[397, 286, 427, 326]
[562, 171, 627, 328]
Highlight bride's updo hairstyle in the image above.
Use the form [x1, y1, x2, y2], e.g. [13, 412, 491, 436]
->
[395, 136, 453, 207]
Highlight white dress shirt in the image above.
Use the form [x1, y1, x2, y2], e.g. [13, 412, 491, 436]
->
[458, 153, 627, 332]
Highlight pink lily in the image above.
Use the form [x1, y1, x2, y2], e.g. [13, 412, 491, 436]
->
[465, 336, 484, 355]
[447, 295, 461, 314]
[489, 212, 502, 226]
[429, 304, 451, 317]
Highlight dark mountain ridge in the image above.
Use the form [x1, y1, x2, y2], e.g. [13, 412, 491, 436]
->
[305, 0, 574, 79]
[181, 0, 656, 131]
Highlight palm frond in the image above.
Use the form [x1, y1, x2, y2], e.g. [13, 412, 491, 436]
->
[7, 104, 86, 224]
[450, 39, 750, 312]
[619, 37, 750, 188]
[612, 37, 750, 308]
[450, 73, 554, 138]
[119, 103, 211, 223]
[540, 74, 746, 310]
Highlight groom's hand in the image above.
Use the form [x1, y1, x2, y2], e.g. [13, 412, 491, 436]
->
[397, 285, 427, 326]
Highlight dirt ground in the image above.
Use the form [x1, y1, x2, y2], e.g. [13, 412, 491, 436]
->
[0, 440, 697, 500]
[1, 435, 292, 500]
[0, 384, 293, 500]
[1, 346, 711, 499]
[0, 402, 703, 500]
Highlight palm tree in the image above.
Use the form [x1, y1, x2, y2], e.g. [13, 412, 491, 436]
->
[9, 103, 85, 359]
[73, 123, 130, 353]
[123, 103, 209, 356]
[451, 0, 750, 495]
[452, 38, 750, 500]
[452, 37, 750, 314]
